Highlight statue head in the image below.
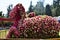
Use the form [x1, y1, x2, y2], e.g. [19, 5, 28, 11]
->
[9, 3, 26, 20]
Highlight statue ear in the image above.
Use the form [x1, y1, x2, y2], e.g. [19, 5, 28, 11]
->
[9, 11, 15, 19]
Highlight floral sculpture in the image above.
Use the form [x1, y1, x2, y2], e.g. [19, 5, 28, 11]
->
[0, 3, 60, 38]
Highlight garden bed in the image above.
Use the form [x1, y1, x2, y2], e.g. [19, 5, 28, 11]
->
[0, 30, 60, 40]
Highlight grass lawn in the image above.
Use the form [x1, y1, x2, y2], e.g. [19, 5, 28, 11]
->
[0, 29, 8, 39]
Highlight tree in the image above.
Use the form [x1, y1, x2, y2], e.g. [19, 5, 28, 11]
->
[34, 1, 44, 15]
[53, 0, 60, 16]
[45, 4, 52, 16]
[7, 4, 13, 18]
[56, 0, 60, 16]
[0, 11, 2, 16]
[28, 1, 33, 13]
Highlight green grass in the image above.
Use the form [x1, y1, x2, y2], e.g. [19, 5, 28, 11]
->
[0, 29, 8, 39]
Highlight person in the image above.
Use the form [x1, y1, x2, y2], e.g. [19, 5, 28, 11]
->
[6, 3, 26, 38]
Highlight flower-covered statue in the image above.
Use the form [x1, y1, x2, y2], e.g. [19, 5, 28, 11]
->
[6, 3, 26, 38]
[0, 3, 60, 38]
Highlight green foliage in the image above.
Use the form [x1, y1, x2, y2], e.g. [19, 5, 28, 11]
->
[7, 4, 13, 18]
[56, 7, 60, 16]
[28, 1, 33, 13]
[53, 0, 60, 16]
[0, 11, 2, 16]
[45, 4, 52, 16]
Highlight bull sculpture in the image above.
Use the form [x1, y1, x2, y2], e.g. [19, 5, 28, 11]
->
[0, 3, 60, 38]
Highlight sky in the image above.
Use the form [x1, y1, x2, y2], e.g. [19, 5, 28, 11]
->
[0, 0, 53, 14]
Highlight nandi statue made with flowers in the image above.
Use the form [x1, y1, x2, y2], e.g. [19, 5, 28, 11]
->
[0, 3, 60, 38]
